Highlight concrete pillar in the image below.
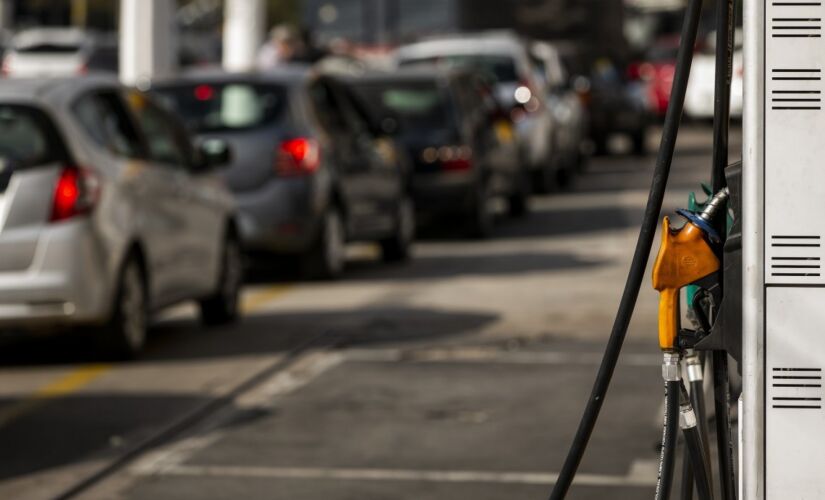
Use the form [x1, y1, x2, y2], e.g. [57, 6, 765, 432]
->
[0, 0, 14, 32]
[119, 0, 178, 85]
[223, 0, 266, 72]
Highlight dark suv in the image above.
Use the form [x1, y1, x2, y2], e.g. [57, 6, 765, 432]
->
[346, 69, 529, 237]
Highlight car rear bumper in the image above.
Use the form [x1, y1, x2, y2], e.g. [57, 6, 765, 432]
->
[412, 172, 477, 215]
[0, 219, 112, 329]
[234, 176, 324, 254]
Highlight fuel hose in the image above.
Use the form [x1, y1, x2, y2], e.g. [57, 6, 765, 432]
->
[547, 0, 704, 496]
[680, 382, 714, 500]
[655, 380, 680, 500]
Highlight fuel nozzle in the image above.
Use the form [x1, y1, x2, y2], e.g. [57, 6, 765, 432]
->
[652, 188, 728, 352]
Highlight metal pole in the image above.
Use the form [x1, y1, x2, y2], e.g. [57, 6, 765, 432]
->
[222, 0, 266, 72]
[119, 0, 178, 85]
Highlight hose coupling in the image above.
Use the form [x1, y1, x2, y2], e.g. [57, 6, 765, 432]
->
[679, 402, 698, 430]
[685, 353, 704, 382]
[698, 187, 730, 223]
[662, 352, 681, 382]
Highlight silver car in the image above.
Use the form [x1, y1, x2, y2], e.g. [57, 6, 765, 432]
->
[0, 77, 242, 358]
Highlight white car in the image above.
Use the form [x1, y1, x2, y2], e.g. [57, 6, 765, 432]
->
[684, 33, 744, 120]
[2, 27, 118, 78]
[395, 32, 562, 192]
[0, 77, 241, 358]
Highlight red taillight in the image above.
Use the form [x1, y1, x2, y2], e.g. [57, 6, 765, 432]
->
[275, 138, 320, 176]
[421, 146, 473, 172]
[50, 167, 100, 222]
[441, 158, 472, 171]
[194, 84, 215, 101]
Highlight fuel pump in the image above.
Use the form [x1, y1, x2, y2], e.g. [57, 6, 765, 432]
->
[546, 0, 759, 498]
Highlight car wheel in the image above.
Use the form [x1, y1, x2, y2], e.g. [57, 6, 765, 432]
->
[200, 234, 243, 326]
[632, 128, 648, 156]
[507, 170, 530, 217]
[303, 207, 346, 279]
[99, 256, 148, 360]
[381, 195, 415, 262]
[467, 182, 493, 239]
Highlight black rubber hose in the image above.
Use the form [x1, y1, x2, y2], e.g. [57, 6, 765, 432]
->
[656, 380, 681, 500]
[680, 383, 714, 500]
[681, 449, 694, 500]
[691, 376, 712, 474]
[546, 0, 704, 495]
[713, 352, 737, 500]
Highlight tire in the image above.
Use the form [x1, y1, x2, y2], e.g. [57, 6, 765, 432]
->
[200, 234, 243, 326]
[507, 170, 530, 217]
[632, 128, 648, 156]
[467, 182, 493, 239]
[381, 195, 415, 262]
[99, 256, 148, 360]
[303, 207, 346, 279]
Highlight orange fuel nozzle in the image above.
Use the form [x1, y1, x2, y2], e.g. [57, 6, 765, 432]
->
[652, 216, 720, 352]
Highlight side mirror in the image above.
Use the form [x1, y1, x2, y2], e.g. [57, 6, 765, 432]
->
[196, 138, 232, 170]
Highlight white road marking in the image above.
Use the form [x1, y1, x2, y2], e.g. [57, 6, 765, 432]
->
[345, 347, 661, 367]
[130, 350, 345, 477]
[139, 461, 658, 487]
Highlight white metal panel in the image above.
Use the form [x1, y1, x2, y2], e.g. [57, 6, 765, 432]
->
[765, 287, 825, 498]
[750, 1, 825, 498]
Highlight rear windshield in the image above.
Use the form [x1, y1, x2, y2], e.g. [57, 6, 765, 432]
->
[15, 43, 81, 54]
[350, 82, 454, 134]
[400, 55, 519, 83]
[152, 82, 288, 133]
[0, 105, 63, 167]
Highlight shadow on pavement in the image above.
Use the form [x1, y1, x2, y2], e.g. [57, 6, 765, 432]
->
[0, 307, 498, 366]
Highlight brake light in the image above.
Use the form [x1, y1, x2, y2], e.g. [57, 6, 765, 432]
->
[421, 146, 473, 172]
[194, 84, 215, 101]
[275, 138, 321, 176]
[50, 167, 100, 222]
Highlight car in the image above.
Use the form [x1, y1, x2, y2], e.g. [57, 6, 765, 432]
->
[345, 68, 529, 237]
[395, 32, 561, 193]
[2, 27, 119, 78]
[684, 31, 744, 121]
[531, 41, 589, 183]
[0, 76, 241, 358]
[583, 57, 652, 155]
[627, 37, 680, 119]
[150, 68, 415, 279]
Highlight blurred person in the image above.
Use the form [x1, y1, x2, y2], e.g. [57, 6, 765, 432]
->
[257, 24, 306, 69]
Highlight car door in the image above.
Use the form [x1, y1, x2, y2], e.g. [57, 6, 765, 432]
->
[308, 79, 379, 239]
[71, 89, 185, 305]
[333, 82, 400, 237]
[122, 91, 219, 303]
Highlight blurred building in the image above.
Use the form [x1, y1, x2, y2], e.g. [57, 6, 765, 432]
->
[304, 0, 627, 64]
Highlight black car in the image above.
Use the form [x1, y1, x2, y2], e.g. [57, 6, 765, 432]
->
[346, 69, 529, 237]
[151, 67, 415, 279]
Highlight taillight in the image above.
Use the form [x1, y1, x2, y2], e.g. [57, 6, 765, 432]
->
[421, 146, 473, 172]
[50, 167, 100, 222]
[275, 138, 320, 176]
[1, 57, 10, 77]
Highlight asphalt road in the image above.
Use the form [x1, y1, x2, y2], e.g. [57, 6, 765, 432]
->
[0, 126, 739, 500]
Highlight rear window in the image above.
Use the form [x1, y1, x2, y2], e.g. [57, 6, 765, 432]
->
[152, 83, 288, 133]
[350, 82, 455, 133]
[400, 55, 519, 83]
[0, 105, 63, 167]
[15, 43, 81, 54]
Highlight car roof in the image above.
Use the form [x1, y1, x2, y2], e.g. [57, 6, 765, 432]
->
[396, 32, 526, 60]
[10, 27, 115, 50]
[149, 65, 313, 89]
[0, 75, 121, 105]
[341, 67, 461, 85]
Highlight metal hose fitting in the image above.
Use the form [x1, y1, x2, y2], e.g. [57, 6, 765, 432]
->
[662, 352, 682, 382]
[685, 353, 704, 382]
[699, 187, 730, 223]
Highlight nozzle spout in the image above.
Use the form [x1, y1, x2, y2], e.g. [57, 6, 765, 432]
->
[698, 187, 730, 223]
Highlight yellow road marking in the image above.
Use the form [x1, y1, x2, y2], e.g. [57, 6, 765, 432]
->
[0, 364, 110, 428]
[0, 286, 294, 430]
[241, 285, 293, 313]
